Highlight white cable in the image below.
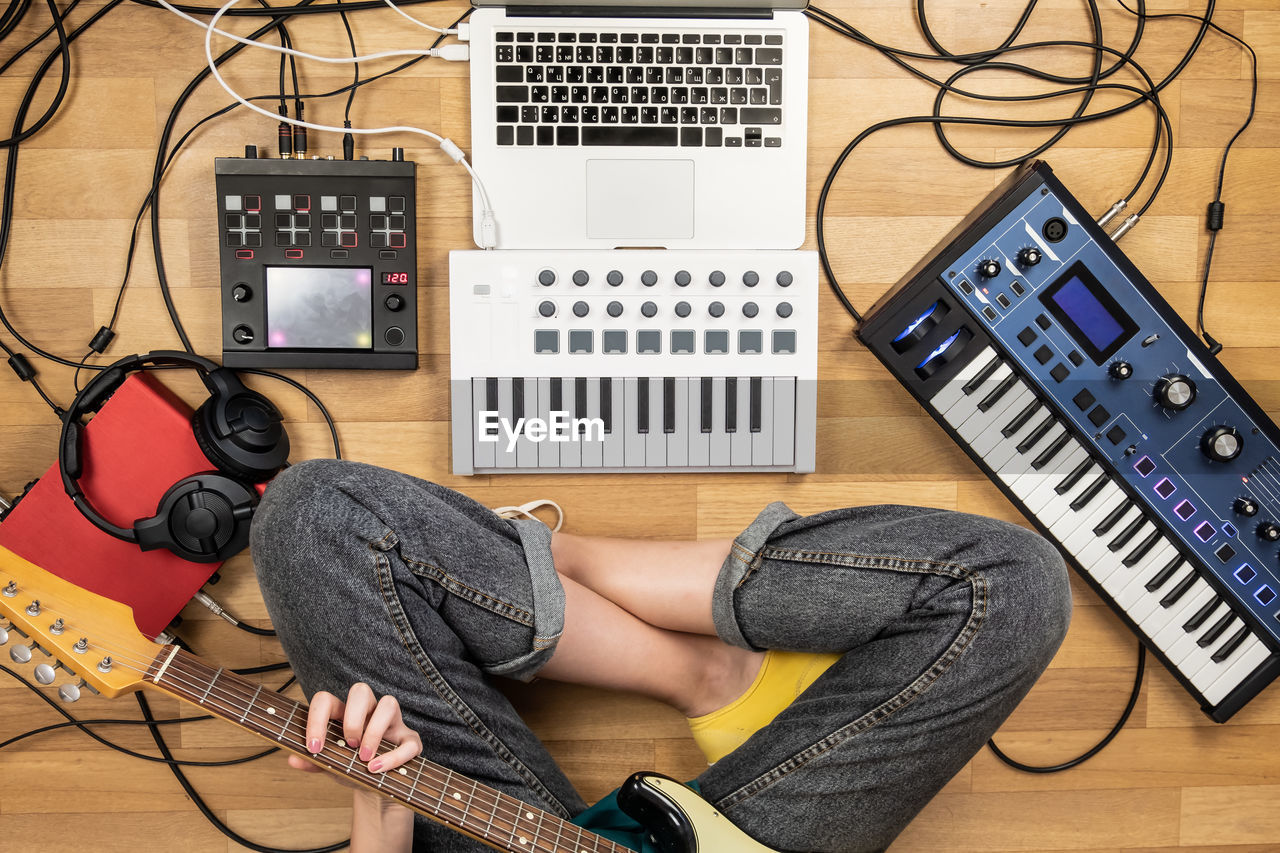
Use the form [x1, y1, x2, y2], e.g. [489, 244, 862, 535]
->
[153, 0, 457, 67]
[381, 0, 452, 34]
[198, 0, 497, 247]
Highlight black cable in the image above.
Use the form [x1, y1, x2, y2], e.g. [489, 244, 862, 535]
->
[0, 0, 71, 148]
[336, 0, 358, 123]
[137, 691, 349, 853]
[988, 643, 1146, 773]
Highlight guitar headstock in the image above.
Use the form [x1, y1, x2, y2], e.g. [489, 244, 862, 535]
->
[0, 544, 159, 700]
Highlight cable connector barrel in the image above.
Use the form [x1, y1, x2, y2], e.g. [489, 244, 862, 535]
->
[1096, 199, 1127, 230]
[193, 590, 239, 627]
[1109, 213, 1140, 243]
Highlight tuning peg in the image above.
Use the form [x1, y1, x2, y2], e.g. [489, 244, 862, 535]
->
[9, 640, 48, 664]
[0, 620, 10, 645]
[2, 580, 16, 597]
[72, 637, 89, 654]
[25, 599, 40, 616]
[58, 679, 99, 703]
[49, 618, 65, 636]
[34, 661, 63, 684]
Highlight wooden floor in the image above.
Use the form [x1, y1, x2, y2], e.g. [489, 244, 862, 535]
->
[2, 0, 1278, 849]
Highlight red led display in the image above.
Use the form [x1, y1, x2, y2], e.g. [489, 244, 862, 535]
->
[382, 271, 410, 285]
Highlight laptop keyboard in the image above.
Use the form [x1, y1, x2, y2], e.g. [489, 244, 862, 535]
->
[493, 30, 785, 148]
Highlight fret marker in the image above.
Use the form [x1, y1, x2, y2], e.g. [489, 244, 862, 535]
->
[266, 707, 277, 715]
[452, 792, 462, 800]
[519, 837, 527, 846]
[397, 768, 408, 775]
[526, 812, 534, 820]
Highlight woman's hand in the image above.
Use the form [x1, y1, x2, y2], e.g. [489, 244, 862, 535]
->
[288, 683, 422, 853]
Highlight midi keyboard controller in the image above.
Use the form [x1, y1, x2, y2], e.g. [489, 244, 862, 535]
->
[858, 160, 1280, 722]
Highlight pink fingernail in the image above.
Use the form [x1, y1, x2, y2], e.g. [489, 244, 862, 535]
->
[308, 739, 321, 753]
[348, 739, 359, 749]
[359, 747, 372, 761]
[369, 759, 383, 773]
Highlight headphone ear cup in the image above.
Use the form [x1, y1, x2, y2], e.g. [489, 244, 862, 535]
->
[133, 474, 257, 563]
[193, 387, 290, 481]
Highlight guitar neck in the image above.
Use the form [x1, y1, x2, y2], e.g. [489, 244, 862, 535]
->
[143, 645, 627, 853]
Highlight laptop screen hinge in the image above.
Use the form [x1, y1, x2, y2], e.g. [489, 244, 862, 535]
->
[509, 6, 774, 20]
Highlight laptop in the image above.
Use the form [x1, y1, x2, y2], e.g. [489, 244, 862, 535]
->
[467, 0, 809, 250]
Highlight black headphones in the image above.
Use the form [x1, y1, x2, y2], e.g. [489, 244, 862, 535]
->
[59, 351, 290, 563]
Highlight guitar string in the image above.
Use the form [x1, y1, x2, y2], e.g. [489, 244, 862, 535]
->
[7, 598, 619, 853]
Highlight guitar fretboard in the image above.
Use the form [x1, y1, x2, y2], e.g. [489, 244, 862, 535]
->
[145, 646, 626, 853]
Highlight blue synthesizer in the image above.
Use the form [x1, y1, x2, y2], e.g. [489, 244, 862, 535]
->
[857, 160, 1280, 722]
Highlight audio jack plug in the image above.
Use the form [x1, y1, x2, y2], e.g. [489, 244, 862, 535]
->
[277, 106, 292, 159]
[292, 103, 307, 160]
[343, 120, 355, 161]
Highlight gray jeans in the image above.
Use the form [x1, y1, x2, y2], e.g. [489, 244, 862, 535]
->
[250, 460, 1071, 853]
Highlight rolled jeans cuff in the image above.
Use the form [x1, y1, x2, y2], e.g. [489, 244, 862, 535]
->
[712, 501, 801, 650]
[488, 517, 566, 682]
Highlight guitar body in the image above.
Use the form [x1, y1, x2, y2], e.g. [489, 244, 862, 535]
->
[618, 773, 778, 853]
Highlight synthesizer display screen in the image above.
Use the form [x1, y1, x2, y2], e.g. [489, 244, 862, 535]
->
[265, 266, 373, 350]
[1040, 262, 1138, 364]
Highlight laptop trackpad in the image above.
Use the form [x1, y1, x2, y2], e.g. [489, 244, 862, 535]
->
[585, 159, 695, 241]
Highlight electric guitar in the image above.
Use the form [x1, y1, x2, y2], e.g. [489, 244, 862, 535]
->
[0, 545, 776, 853]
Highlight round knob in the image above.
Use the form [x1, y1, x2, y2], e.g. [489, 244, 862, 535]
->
[709, 270, 725, 287]
[232, 325, 254, 345]
[743, 270, 759, 287]
[537, 269, 556, 286]
[1018, 247, 1042, 267]
[607, 301, 623, 318]
[538, 300, 556, 318]
[1235, 497, 1260, 517]
[708, 301, 725, 318]
[572, 269, 590, 286]
[1201, 426, 1243, 463]
[675, 270, 691, 287]
[1108, 361, 1133, 380]
[675, 301, 691, 318]
[641, 270, 658, 287]
[10, 643, 32, 664]
[1154, 374, 1197, 411]
[384, 327, 405, 347]
[232, 283, 252, 302]
[641, 301, 657, 318]
[743, 302, 759, 318]
[776, 271, 793, 287]
[607, 270, 623, 286]
[34, 662, 57, 685]
[977, 259, 1001, 279]
[384, 294, 405, 312]
[1259, 522, 1280, 543]
[58, 681, 82, 703]
[573, 301, 589, 318]
[777, 302, 793, 318]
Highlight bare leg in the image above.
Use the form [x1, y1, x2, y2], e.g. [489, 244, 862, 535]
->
[551, 532, 733, 636]
[539, 565, 763, 718]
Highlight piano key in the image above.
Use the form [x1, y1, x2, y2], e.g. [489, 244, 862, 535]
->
[942, 362, 1012, 429]
[977, 371, 1019, 413]
[1056, 456, 1096, 495]
[1165, 601, 1230, 668]
[957, 378, 1030, 445]
[1123, 527, 1163, 567]
[1094, 498, 1135, 537]
[582, 379, 604, 467]
[495, 377, 518, 469]
[1069, 473, 1110, 512]
[1072, 504, 1143, 579]
[969, 387, 1036, 457]
[646, 376, 667, 464]
[983, 402, 1048, 471]
[1000, 397, 1043, 439]
[773, 377, 795, 466]
[624, 377, 645, 466]
[537, 378, 559, 468]
[750, 377, 762, 433]
[1187, 615, 1249, 693]
[515, 379, 540, 468]
[1031, 430, 1072, 471]
[559, 378, 581, 467]
[474, 378, 497, 469]
[550, 377, 564, 416]
[637, 378, 650, 434]
[731, 375, 752, 466]
[710, 378, 731, 466]
[927, 345, 995, 414]
[700, 377, 713, 433]
[751, 377, 774, 465]
[1023, 445, 1089, 514]
[1010, 437, 1087, 502]
[513, 377, 526, 424]
[1201, 636, 1272, 706]
[575, 377, 588, 424]
[1159, 564, 1199, 609]
[1107, 513, 1150, 552]
[1197, 610, 1237, 648]
[1211, 624, 1251, 664]
[725, 376, 738, 433]
[1147, 578, 1216, 650]
[961, 354, 1002, 396]
[663, 377, 676, 434]
[1184, 595, 1221, 633]
[1015, 414, 1056, 455]
[601, 377, 613, 434]
[688, 379, 710, 466]
[1108, 545, 1181, 619]
[997, 423, 1065, 484]
[603, 377, 626, 467]
[1052, 479, 1124, 542]
[667, 378, 689, 466]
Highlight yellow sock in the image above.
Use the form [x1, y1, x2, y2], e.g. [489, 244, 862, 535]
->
[686, 649, 842, 765]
